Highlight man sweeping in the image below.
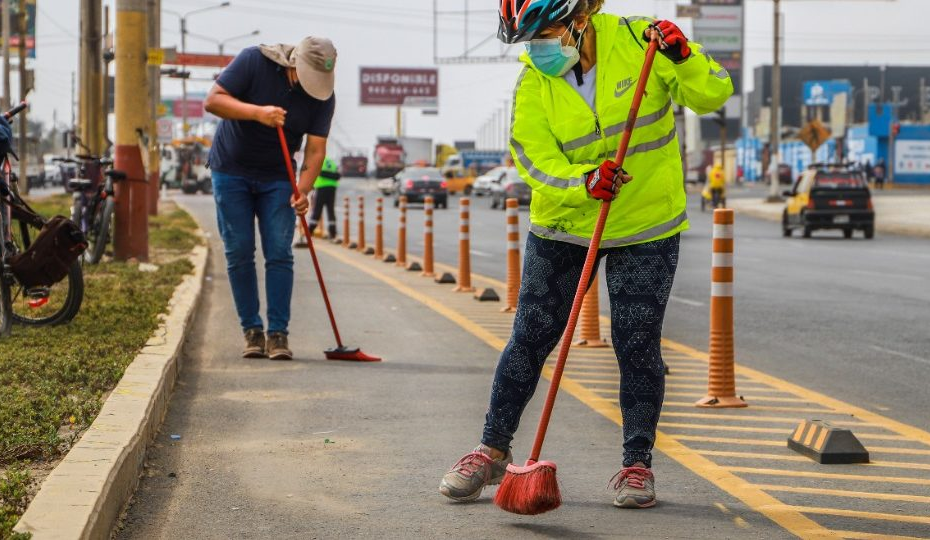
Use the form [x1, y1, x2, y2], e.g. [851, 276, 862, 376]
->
[440, 0, 732, 509]
[205, 36, 337, 360]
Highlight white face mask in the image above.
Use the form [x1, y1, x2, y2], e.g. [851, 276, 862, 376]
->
[526, 20, 588, 77]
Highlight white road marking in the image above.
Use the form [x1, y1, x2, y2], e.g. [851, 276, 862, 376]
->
[470, 250, 493, 258]
[851, 269, 924, 282]
[670, 295, 705, 307]
[870, 345, 930, 366]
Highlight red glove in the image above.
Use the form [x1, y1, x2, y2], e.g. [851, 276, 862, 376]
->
[586, 160, 623, 202]
[645, 20, 691, 63]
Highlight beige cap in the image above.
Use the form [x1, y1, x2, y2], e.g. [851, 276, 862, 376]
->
[292, 36, 337, 100]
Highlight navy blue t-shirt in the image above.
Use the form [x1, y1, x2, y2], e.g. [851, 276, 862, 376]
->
[208, 47, 335, 181]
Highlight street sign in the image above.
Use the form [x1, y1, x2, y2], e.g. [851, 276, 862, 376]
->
[156, 118, 173, 144]
[156, 103, 169, 117]
[163, 51, 234, 68]
[147, 48, 165, 66]
[1, 0, 36, 58]
[360, 67, 439, 107]
[829, 93, 848, 136]
[799, 119, 831, 152]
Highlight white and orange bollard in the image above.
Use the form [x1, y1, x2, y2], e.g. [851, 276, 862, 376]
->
[421, 195, 435, 277]
[395, 196, 407, 266]
[375, 197, 384, 258]
[575, 275, 608, 347]
[502, 198, 521, 313]
[342, 196, 351, 248]
[357, 196, 366, 252]
[453, 198, 476, 292]
[696, 208, 747, 408]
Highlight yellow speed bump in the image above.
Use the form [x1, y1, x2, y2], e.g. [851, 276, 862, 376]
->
[788, 420, 869, 464]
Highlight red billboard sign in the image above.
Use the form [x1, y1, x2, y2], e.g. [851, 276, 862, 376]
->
[360, 67, 438, 107]
[172, 99, 204, 119]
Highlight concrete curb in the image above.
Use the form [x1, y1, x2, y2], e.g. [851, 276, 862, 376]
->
[14, 236, 209, 539]
[727, 199, 930, 238]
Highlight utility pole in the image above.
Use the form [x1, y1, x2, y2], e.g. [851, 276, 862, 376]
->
[79, 0, 106, 156]
[114, 0, 149, 261]
[920, 77, 928, 124]
[767, 0, 782, 202]
[146, 0, 160, 215]
[17, 0, 27, 195]
[1, 0, 10, 110]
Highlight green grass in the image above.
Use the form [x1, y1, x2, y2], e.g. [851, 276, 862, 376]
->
[0, 196, 200, 539]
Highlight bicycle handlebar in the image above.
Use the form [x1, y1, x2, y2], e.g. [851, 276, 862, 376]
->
[3, 101, 28, 120]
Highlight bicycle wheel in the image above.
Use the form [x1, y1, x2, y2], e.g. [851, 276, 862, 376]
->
[9, 216, 85, 326]
[85, 195, 114, 264]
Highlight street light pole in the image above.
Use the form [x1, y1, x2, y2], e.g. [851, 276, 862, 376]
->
[164, 2, 230, 138]
[767, 0, 782, 202]
[187, 29, 259, 56]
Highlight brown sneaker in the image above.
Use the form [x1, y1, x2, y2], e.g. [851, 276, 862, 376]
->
[242, 328, 266, 358]
[267, 332, 293, 360]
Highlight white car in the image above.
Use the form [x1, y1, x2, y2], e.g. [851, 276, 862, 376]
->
[473, 166, 511, 197]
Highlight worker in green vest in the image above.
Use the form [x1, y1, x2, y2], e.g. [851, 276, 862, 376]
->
[440, 0, 732, 509]
[295, 156, 340, 246]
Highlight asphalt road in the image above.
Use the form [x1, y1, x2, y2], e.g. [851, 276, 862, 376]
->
[115, 185, 930, 538]
[339, 179, 930, 435]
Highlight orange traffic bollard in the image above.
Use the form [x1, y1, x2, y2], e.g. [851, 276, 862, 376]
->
[421, 196, 435, 277]
[375, 197, 384, 258]
[357, 196, 366, 252]
[342, 196, 350, 247]
[575, 275, 608, 347]
[696, 208, 747, 408]
[454, 197, 476, 292]
[395, 196, 407, 266]
[501, 198, 521, 313]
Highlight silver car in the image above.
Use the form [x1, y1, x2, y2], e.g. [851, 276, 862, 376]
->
[473, 166, 510, 197]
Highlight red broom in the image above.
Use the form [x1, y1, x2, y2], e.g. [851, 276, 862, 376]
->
[494, 38, 661, 515]
[276, 125, 381, 362]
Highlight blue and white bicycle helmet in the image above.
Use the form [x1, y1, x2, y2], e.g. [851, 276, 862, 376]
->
[498, 0, 580, 44]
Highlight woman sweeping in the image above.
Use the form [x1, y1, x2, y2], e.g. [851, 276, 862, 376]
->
[440, 0, 732, 508]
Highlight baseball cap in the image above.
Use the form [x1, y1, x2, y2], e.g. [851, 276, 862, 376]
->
[293, 36, 337, 100]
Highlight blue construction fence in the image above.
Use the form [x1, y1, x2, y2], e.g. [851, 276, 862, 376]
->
[736, 123, 930, 185]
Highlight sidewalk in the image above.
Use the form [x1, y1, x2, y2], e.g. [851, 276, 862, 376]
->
[728, 191, 930, 238]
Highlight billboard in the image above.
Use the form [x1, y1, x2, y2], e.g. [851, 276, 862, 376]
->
[691, 0, 743, 126]
[803, 80, 852, 106]
[1, 0, 36, 59]
[360, 67, 438, 107]
[896, 140, 930, 175]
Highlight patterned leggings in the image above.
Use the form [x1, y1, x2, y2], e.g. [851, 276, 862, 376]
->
[482, 232, 680, 467]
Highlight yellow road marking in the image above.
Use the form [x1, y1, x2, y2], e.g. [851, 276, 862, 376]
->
[702, 450, 930, 471]
[665, 382, 787, 393]
[658, 340, 930, 449]
[658, 411, 871, 427]
[782, 505, 930, 525]
[757, 484, 930, 504]
[318, 242, 922, 539]
[725, 466, 929, 485]
[662, 401, 836, 414]
[733, 517, 750, 529]
[835, 532, 927, 540]
[659, 422, 791, 434]
[668, 435, 930, 456]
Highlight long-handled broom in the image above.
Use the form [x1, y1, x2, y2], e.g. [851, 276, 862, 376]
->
[276, 125, 381, 362]
[494, 37, 660, 515]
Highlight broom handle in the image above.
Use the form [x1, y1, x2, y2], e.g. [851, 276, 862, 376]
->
[276, 125, 345, 349]
[528, 39, 660, 463]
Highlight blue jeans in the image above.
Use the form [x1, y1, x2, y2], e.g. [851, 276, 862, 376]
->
[212, 171, 295, 334]
[482, 233, 680, 467]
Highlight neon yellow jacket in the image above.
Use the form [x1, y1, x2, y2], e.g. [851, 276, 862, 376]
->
[510, 13, 733, 247]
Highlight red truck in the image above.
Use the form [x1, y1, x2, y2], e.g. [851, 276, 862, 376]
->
[340, 154, 368, 177]
[375, 138, 405, 178]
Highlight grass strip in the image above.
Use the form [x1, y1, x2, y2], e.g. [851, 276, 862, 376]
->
[0, 196, 201, 538]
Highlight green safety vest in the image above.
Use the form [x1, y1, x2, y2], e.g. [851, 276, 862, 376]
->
[510, 13, 733, 248]
[314, 157, 340, 189]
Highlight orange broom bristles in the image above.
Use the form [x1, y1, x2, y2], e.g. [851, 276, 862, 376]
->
[494, 460, 560, 515]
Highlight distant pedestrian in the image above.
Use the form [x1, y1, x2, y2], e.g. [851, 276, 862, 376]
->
[205, 36, 337, 360]
[874, 158, 886, 189]
[863, 159, 874, 184]
[439, 0, 732, 509]
[294, 156, 341, 246]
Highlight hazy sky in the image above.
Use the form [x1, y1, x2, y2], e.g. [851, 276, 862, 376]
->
[24, 0, 930, 154]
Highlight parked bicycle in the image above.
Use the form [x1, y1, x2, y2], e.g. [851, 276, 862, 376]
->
[1, 103, 86, 337]
[57, 154, 126, 264]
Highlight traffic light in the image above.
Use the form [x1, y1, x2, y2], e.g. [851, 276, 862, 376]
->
[713, 108, 726, 127]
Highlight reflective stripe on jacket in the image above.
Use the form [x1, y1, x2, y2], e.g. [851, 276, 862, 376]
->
[510, 13, 733, 247]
